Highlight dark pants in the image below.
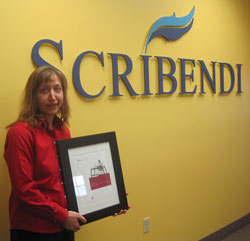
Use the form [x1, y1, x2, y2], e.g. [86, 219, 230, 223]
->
[10, 229, 75, 241]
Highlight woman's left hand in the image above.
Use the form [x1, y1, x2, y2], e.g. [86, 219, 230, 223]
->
[113, 193, 131, 216]
[113, 209, 128, 217]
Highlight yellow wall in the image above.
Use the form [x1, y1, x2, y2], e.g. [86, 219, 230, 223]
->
[0, 0, 249, 240]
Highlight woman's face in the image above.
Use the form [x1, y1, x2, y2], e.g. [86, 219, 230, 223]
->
[36, 73, 64, 121]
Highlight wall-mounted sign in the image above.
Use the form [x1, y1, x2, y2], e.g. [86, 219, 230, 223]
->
[31, 6, 243, 99]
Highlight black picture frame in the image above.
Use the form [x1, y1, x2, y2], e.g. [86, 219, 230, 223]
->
[56, 131, 128, 225]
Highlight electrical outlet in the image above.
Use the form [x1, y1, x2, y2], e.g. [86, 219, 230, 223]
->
[143, 217, 150, 233]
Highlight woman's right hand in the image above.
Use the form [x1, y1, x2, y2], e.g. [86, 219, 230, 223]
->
[62, 211, 86, 232]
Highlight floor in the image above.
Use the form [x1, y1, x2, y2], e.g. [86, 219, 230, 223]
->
[220, 224, 250, 241]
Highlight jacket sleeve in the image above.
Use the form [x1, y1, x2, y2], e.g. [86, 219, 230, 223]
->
[4, 124, 68, 224]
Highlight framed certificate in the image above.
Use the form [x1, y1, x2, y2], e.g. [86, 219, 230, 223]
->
[56, 131, 128, 225]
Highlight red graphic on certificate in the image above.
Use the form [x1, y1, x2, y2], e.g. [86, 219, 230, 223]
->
[89, 160, 111, 190]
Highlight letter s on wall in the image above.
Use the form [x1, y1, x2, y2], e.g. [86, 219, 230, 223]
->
[32, 39, 63, 68]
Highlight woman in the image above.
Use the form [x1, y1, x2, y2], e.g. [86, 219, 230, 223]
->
[4, 66, 86, 241]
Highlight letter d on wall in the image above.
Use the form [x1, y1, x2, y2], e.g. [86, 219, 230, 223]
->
[219, 62, 235, 94]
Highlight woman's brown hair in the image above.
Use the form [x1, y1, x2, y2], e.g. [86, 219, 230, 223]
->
[8, 66, 70, 128]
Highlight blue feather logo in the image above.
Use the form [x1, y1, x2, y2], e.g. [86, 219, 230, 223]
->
[145, 6, 195, 53]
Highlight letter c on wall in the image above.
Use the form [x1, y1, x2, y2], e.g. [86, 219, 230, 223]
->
[73, 51, 105, 98]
